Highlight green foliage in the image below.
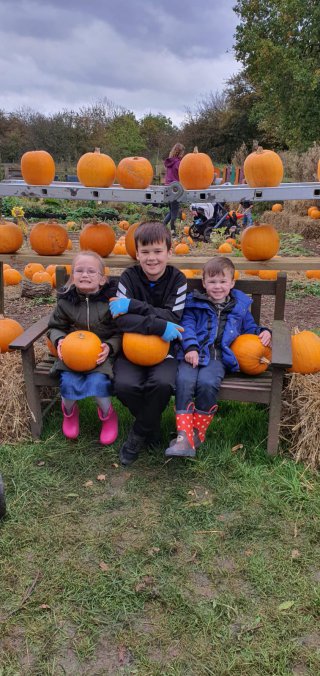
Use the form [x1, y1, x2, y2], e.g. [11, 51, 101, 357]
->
[278, 232, 310, 256]
[1, 197, 119, 221]
[287, 279, 320, 299]
[234, 0, 320, 149]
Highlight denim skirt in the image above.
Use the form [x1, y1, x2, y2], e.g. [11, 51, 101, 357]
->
[60, 371, 112, 399]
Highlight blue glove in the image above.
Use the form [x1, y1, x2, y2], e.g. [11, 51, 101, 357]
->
[161, 321, 184, 342]
[109, 297, 130, 317]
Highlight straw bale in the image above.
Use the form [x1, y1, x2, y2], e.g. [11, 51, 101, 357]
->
[281, 372, 320, 469]
[0, 345, 53, 444]
[301, 219, 320, 240]
[21, 279, 52, 298]
[285, 200, 314, 216]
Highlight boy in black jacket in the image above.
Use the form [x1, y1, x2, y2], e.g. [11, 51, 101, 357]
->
[109, 221, 187, 466]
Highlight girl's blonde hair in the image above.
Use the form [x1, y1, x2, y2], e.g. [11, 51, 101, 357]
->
[169, 143, 185, 158]
[64, 250, 106, 290]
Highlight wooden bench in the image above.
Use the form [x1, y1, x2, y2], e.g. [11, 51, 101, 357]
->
[10, 270, 292, 455]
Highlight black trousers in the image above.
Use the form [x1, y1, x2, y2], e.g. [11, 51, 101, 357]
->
[114, 355, 178, 436]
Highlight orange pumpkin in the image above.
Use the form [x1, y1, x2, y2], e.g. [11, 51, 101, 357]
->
[117, 157, 153, 189]
[77, 148, 116, 187]
[3, 268, 22, 285]
[125, 222, 140, 259]
[0, 318, 24, 353]
[32, 271, 53, 285]
[0, 221, 24, 254]
[310, 210, 320, 220]
[272, 203, 283, 212]
[46, 337, 58, 357]
[118, 220, 130, 231]
[258, 270, 279, 280]
[244, 146, 283, 187]
[226, 238, 236, 245]
[67, 239, 73, 250]
[29, 222, 68, 255]
[241, 224, 280, 261]
[122, 333, 169, 366]
[305, 270, 320, 279]
[113, 241, 127, 255]
[24, 263, 45, 279]
[307, 207, 318, 217]
[21, 150, 55, 185]
[244, 270, 260, 276]
[231, 334, 272, 375]
[234, 270, 240, 280]
[46, 264, 57, 276]
[61, 331, 102, 371]
[180, 269, 195, 278]
[288, 330, 320, 374]
[3, 263, 11, 270]
[174, 242, 190, 255]
[183, 225, 190, 235]
[79, 222, 116, 256]
[181, 212, 187, 220]
[178, 146, 214, 190]
[218, 242, 233, 254]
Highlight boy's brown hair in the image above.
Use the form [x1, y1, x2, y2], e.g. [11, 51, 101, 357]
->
[134, 221, 172, 251]
[203, 256, 235, 279]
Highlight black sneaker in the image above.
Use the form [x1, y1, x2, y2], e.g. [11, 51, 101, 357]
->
[119, 428, 146, 466]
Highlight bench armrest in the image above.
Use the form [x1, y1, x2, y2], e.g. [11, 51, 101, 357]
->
[270, 320, 292, 368]
[9, 314, 50, 351]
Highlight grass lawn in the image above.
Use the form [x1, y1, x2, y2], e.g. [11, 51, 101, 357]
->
[1, 399, 320, 675]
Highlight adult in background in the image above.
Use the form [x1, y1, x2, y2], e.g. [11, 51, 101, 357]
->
[163, 143, 185, 236]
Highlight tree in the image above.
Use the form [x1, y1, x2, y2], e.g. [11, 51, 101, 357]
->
[105, 112, 146, 163]
[139, 113, 178, 162]
[233, 0, 320, 149]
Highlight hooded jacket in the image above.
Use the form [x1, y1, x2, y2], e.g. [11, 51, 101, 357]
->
[164, 157, 181, 184]
[177, 288, 268, 372]
[47, 279, 121, 378]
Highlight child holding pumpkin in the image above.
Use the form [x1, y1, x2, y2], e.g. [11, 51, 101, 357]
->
[166, 256, 271, 458]
[109, 221, 187, 466]
[47, 251, 121, 444]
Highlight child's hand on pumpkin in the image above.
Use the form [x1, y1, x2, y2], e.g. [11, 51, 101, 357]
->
[185, 350, 199, 368]
[57, 339, 64, 359]
[259, 330, 272, 347]
[96, 343, 110, 365]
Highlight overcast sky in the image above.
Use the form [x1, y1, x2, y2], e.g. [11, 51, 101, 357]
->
[0, 0, 241, 126]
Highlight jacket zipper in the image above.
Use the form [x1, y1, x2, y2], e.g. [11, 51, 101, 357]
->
[86, 297, 90, 329]
[212, 308, 221, 361]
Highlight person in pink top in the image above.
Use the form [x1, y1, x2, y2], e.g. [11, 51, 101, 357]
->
[163, 143, 185, 235]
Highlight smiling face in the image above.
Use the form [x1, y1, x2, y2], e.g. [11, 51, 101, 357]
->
[136, 239, 171, 281]
[203, 270, 235, 303]
[72, 254, 105, 294]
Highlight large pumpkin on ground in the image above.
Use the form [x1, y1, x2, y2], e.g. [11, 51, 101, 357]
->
[122, 333, 169, 366]
[288, 330, 320, 374]
[0, 221, 24, 253]
[61, 331, 102, 372]
[244, 147, 283, 187]
[24, 263, 45, 279]
[29, 222, 68, 255]
[21, 150, 55, 185]
[178, 147, 215, 190]
[231, 334, 272, 375]
[241, 224, 280, 261]
[77, 148, 116, 187]
[116, 157, 154, 189]
[3, 269, 22, 285]
[0, 318, 24, 353]
[79, 222, 116, 256]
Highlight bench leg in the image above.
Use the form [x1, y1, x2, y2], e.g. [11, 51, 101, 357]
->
[267, 367, 284, 456]
[21, 348, 43, 439]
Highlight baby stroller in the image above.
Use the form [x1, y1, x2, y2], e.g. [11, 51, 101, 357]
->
[188, 202, 243, 242]
[0, 474, 6, 518]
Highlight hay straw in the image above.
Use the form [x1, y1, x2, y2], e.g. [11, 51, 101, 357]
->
[281, 372, 320, 469]
[0, 345, 49, 444]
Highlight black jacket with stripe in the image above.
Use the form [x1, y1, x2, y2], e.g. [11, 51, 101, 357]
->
[115, 265, 187, 337]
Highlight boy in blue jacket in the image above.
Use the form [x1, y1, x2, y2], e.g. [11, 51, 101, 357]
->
[166, 256, 271, 458]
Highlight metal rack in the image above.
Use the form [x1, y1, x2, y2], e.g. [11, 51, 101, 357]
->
[1, 180, 320, 204]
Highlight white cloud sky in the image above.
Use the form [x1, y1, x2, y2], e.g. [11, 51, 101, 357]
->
[0, 0, 241, 126]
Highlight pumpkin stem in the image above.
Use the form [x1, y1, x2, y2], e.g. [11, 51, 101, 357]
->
[193, 146, 199, 153]
[256, 146, 264, 154]
[260, 356, 271, 365]
[94, 148, 101, 154]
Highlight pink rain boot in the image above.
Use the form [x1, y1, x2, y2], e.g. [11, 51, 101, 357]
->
[61, 402, 79, 439]
[98, 405, 118, 445]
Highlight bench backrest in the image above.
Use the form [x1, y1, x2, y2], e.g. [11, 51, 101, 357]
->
[55, 267, 287, 324]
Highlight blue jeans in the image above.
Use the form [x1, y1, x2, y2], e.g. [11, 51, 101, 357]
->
[163, 200, 180, 231]
[175, 358, 225, 412]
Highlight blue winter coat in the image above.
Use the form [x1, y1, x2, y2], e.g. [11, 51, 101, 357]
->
[177, 289, 267, 372]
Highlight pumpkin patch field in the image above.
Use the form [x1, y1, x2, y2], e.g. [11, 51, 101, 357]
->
[2, 213, 320, 674]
